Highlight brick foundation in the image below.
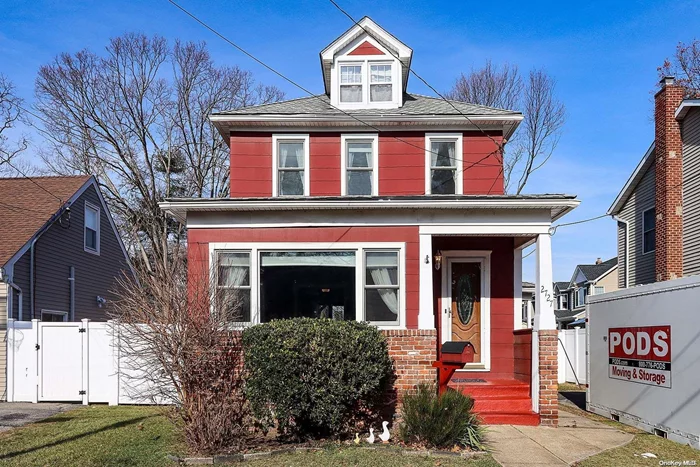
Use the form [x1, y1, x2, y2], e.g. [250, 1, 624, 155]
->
[538, 330, 558, 427]
[382, 329, 437, 395]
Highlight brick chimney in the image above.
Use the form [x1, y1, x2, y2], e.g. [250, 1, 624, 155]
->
[654, 76, 685, 281]
[595, 258, 602, 265]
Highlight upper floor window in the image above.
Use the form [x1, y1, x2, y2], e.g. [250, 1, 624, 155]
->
[336, 61, 396, 107]
[425, 134, 463, 195]
[272, 134, 310, 197]
[341, 134, 378, 196]
[559, 294, 568, 310]
[84, 201, 100, 255]
[576, 287, 587, 307]
[643, 207, 655, 254]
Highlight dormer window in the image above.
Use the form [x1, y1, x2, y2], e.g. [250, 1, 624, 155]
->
[370, 64, 392, 102]
[338, 61, 395, 107]
[340, 64, 363, 103]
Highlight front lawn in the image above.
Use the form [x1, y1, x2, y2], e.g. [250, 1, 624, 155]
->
[0, 405, 498, 466]
[0, 405, 183, 467]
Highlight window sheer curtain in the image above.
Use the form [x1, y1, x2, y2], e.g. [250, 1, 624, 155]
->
[347, 142, 372, 195]
[279, 142, 304, 195]
[369, 267, 399, 317]
[431, 141, 456, 194]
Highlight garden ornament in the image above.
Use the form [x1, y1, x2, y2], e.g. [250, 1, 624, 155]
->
[379, 421, 390, 443]
[366, 427, 375, 444]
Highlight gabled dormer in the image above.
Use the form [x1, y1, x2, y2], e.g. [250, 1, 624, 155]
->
[320, 17, 412, 110]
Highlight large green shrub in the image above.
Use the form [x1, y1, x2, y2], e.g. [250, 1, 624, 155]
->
[242, 318, 393, 438]
[399, 384, 486, 450]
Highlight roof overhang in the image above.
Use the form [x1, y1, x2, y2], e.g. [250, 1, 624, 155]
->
[675, 99, 700, 120]
[209, 113, 523, 141]
[319, 17, 413, 94]
[607, 142, 655, 216]
[160, 196, 579, 225]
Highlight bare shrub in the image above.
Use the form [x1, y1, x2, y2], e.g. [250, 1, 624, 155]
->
[109, 251, 248, 454]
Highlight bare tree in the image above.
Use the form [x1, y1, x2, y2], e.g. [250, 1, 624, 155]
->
[35, 34, 284, 268]
[109, 247, 249, 453]
[659, 39, 700, 96]
[0, 75, 28, 175]
[447, 63, 565, 193]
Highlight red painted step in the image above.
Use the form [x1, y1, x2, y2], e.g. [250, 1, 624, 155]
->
[473, 396, 532, 413]
[449, 379, 538, 426]
[479, 412, 540, 426]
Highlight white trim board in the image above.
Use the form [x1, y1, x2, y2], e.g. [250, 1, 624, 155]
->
[208, 241, 407, 330]
[271, 134, 310, 197]
[340, 133, 379, 196]
[425, 133, 463, 195]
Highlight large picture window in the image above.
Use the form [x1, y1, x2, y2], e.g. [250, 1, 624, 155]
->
[211, 243, 404, 328]
[426, 134, 463, 195]
[643, 207, 655, 254]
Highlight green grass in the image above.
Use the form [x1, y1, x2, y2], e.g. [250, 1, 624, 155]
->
[0, 405, 183, 466]
[558, 406, 700, 467]
[0, 405, 498, 466]
[245, 447, 500, 467]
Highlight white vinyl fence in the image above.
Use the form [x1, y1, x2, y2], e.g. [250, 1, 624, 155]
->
[587, 276, 700, 449]
[558, 328, 587, 385]
[6, 319, 172, 405]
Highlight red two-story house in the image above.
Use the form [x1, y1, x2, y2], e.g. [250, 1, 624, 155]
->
[161, 17, 578, 426]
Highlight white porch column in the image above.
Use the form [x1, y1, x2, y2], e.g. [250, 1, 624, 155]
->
[418, 233, 435, 329]
[513, 247, 523, 329]
[534, 233, 555, 331]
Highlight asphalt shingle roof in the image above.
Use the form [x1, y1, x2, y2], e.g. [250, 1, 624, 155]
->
[555, 309, 584, 321]
[577, 257, 618, 282]
[554, 281, 570, 291]
[0, 175, 90, 266]
[214, 93, 520, 117]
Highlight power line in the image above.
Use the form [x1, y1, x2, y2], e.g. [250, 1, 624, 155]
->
[548, 213, 609, 236]
[166, 0, 505, 173]
[0, 155, 64, 205]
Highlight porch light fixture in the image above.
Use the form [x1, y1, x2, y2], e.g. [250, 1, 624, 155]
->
[434, 250, 443, 271]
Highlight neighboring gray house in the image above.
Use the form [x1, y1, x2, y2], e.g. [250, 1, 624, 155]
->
[1, 175, 132, 400]
[609, 78, 700, 286]
[553, 258, 618, 328]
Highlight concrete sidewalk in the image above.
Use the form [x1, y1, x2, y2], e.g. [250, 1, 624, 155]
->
[486, 410, 634, 466]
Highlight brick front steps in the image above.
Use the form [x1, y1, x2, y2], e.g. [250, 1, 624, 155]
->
[448, 378, 540, 426]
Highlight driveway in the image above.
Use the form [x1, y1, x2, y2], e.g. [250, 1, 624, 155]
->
[0, 403, 74, 432]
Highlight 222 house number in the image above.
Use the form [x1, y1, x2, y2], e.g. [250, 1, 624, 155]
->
[540, 286, 555, 306]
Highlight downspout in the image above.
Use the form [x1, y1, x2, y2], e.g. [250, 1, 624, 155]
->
[30, 237, 37, 320]
[69, 266, 75, 321]
[7, 281, 22, 321]
[612, 215, 630, 288]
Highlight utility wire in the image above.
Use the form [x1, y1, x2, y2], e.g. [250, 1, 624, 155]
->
[166, 0, 505, 173]
[0, 155, 64, 205]
[548, 213, 609, 236]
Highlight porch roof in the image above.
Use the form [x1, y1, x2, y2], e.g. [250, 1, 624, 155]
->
[160, 194, 579, 224]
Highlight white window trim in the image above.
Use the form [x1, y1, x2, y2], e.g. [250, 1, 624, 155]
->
[272, 134, 310, 197]
[209, 242, 406, 330]
[84, 201, 100, 255]
[340, 134, 379, 196]
[642, 207, 655, 255]
[593, 286, 605, 295]
[40, 309, 68, 322]
[425, 133, 464, 195]
[215, 250, 252, 325]
[576, 287, 586, 307]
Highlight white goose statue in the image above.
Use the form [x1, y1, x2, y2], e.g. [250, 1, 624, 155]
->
[379, 421, 391, 443]
[366, 427, 375, 444]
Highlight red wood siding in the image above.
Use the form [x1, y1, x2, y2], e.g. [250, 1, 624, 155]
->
[228, 131, 504, 198]
[188, 226, 421, 328]
[513, 329, 533, 384]
[432, 236, 515, 379]
[378, 132, 425, 195]
[230, 132, 272, 197]
[463, 132, 504, 195]
[348, 41, 385, 56]
[310, 133, 341, 196]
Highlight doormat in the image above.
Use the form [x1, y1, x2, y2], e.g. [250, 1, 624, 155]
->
[451, 378, 486, 383]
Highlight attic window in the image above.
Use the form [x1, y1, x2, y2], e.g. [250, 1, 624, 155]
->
[340, 65, 363, 103]
[370, 64, 392, 102]
[84, 202, 100, 255]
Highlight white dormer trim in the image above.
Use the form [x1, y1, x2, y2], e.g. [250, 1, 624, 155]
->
[320, 17, 412, 66]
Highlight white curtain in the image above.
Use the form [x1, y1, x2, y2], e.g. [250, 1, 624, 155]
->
[279, 142, 304, 195]
[220, 264, 248, 287]
[431, 141, 456, 167]
[370, 268, 399, 316]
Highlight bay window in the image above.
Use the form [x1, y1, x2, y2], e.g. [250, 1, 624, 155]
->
[273, 135, 309, 196]
[342, 134, 378, 196]
[426, 134, 463, 195]
[212, 243, 404, 328]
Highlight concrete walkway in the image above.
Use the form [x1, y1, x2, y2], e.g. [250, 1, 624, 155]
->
[0, 403, 74, 432]
[486, 410, 634, 466]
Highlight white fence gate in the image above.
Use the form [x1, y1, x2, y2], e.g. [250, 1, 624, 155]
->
[558, 328, 587, 385]
[6, 319, 170, 405]
[587, 276, 700, 449]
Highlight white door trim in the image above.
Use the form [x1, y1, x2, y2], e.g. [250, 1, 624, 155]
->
[440, 250, 491, 371]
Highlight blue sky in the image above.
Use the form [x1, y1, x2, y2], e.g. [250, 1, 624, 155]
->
[1, 0, 699, 281]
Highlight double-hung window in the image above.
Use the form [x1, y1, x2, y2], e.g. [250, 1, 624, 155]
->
[342, 135, 378, 196]
[340, 64, 363, 103]
[273, 135, 309, 196]
[84, 202, 100, 254]
[216, 251, 252, 323]
[369, 64, 392, 102]
[426, 134, 463, 195]
[576, 287, 586, 307]
[364, 251, 400, 325]
[643, 207, 655, 254]
[559, 294, 568, 310]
